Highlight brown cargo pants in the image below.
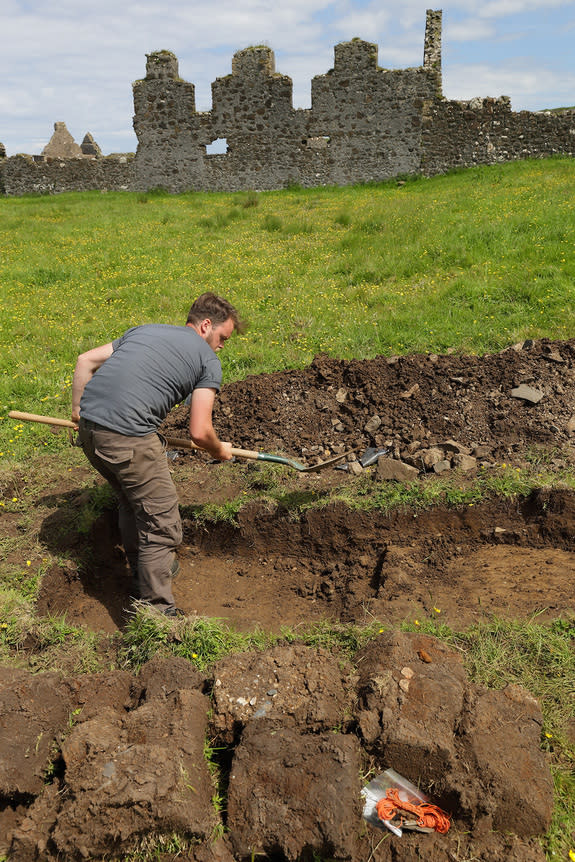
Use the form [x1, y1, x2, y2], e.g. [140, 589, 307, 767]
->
[78, 418, 182, 611]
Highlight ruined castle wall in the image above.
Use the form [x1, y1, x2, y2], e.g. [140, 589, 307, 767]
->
[131, 52, 208, 193]
[131, 37, 442, 193]
[421, 98, 575, 175]
[132, 46, 314, 192]
[205, 47, 310, 191]
[2, 154, 133, 197]
[308, 64, 437, 185]
[1, 10, 574, 197]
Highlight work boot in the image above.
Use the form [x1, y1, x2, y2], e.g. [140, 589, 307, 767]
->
[162, 605, 185, 618]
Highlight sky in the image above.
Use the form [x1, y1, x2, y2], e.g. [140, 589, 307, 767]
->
[1, 0, 574, 157]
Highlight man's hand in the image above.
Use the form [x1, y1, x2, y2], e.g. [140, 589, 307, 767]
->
[215, 441, 234, 461]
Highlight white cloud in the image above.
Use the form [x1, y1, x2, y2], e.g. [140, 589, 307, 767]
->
[0, 89, 38, 117]
[444, 62, 575, 111]
[445, 19, 497, 42]
[478, 0, 571, 18]
[1, 0, 574, 155]
[332, 6, 392, 41]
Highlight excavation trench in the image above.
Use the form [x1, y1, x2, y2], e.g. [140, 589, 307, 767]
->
[36, 487, 575, 634]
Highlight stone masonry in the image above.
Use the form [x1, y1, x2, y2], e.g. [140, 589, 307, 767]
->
[1, 10, 574, 196]
[130, 14, 442, 193]
[42, 122, 83, 158]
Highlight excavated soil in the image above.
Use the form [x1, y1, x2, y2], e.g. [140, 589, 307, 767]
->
[2, 338, 575, 861]
[34, 336, 575, 633]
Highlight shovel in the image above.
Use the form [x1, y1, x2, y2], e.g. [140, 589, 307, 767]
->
[8, 411, 354, 473]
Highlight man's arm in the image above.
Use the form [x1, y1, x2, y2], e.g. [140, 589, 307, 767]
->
[189, 388, 233, 461]
[71, 343, 114, 424]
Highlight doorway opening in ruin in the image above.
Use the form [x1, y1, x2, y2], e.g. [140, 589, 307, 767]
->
[206, 138, 228, 155]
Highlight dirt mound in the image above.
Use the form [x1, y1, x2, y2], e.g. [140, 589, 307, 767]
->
[164, 337, 575, 466]
[1, 638, 552, 861]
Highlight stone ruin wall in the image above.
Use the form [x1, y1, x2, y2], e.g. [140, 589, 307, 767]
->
[1, 9, 574, 196]
[130, 37, 440, 194]
[1, 153, 133, 197]
[422, 96, 575, 174]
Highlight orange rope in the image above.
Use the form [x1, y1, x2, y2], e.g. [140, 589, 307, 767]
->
[376, 787, 451, 834]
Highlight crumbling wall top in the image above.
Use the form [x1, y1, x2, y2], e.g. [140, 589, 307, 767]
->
[81, 133, 101, 157]
[466, 95, 511, 110]
[42, 122, 82, 158]
[145, 50, 179, 80]
[424, 9, 442, 71]
[423, 9, 443, 98]
[333, 39, 378, 73]
[231, 46, 276, 77]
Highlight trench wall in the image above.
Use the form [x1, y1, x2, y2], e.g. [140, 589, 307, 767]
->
[1, 9, 574, 196]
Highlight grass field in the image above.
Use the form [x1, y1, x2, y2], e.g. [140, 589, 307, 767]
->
[1, 156, 575, 460]
[1, 158, 574, 860]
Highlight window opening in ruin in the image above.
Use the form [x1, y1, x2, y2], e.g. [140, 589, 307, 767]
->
[206, 138, 228, 155]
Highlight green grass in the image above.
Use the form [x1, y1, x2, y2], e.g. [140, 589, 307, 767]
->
[2, 157, 575, 460]
[120, 604, 274, 671]
[0, 589, 101, 672]
[120, 605, 385, 674]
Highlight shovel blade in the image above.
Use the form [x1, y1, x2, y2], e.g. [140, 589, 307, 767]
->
[299, 450, 357, 472]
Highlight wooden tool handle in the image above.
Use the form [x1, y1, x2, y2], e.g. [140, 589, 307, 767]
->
[8, 414, 259, 461]
[8, 410, 76, 428]
[164, 436, 260, 460]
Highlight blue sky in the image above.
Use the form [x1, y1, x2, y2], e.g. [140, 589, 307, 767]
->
[1, 0, 574, 156]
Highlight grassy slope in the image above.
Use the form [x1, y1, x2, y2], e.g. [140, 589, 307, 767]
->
[1, 156, 575, 459]
[0, 159, 574, 859]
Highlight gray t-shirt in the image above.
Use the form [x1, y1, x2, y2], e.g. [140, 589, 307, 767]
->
[80, 324, 222, 435]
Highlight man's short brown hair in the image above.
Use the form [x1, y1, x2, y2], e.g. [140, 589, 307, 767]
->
[187, 292, 245, 333]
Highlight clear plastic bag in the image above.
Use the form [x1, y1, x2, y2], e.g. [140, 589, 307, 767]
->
[361, 768, 433, 837]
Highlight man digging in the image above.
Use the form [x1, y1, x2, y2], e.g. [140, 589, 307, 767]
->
[71, 292, 243, 617]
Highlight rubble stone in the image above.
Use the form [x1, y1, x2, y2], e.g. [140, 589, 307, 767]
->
[375, 457, 419, 482]
[452, 453, 477, 472]
[442, 438, 472, 455]
[433, 459, 451, 473]
[364, 414, 382, 434]
[406, 447, 445, 469]
[511, 384, 543, 404]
